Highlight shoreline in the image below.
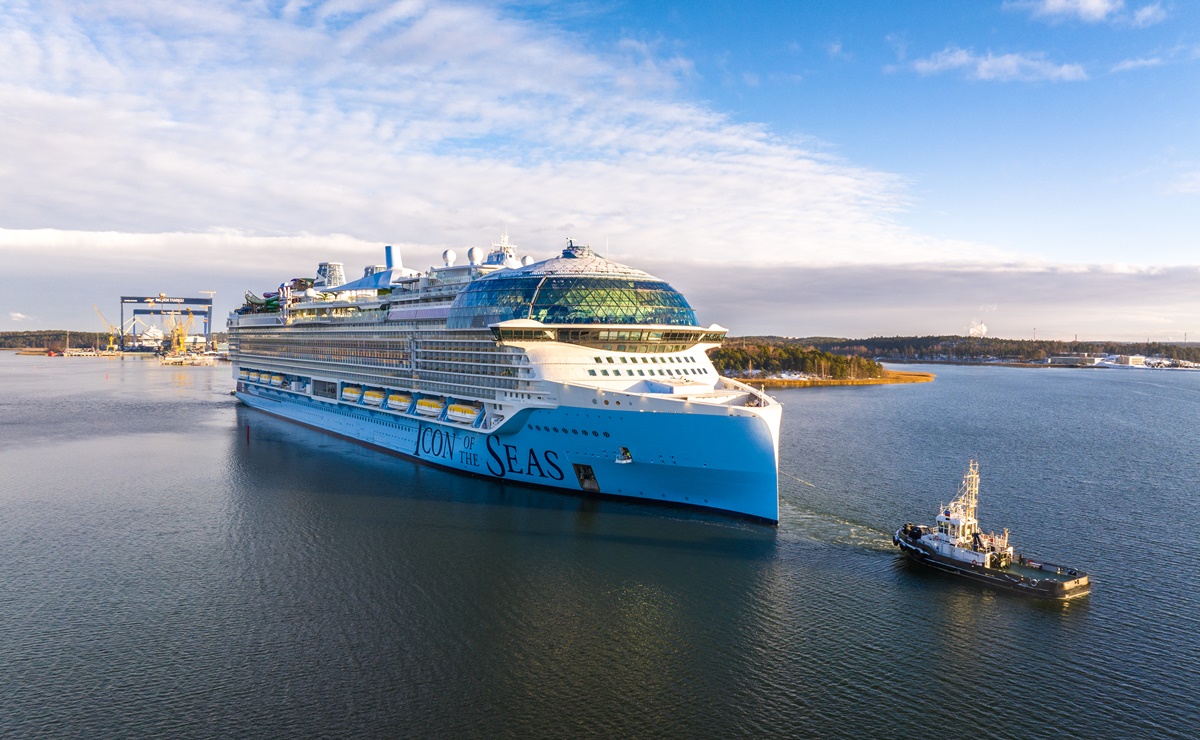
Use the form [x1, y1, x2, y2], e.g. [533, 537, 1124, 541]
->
[739, 369, 935, 388]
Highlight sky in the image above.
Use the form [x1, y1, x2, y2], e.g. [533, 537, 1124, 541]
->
[2, 0, 1198, 340]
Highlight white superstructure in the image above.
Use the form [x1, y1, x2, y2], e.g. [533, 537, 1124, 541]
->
[229, 237, 782, 521]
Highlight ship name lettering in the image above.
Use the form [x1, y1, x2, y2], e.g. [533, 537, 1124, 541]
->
[484, 435, 565, 481]
[418, 426, 456, 460]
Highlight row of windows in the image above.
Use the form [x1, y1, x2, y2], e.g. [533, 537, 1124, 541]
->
[594, 355, 696, 365]
[528, 424, 610, 438]
[589, 367, 709, 378]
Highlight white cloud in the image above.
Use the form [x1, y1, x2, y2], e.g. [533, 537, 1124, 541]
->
[0, 0, 1002, 275]
[1131, 3, 1168, 26]
[1012, 0, 1125, 23]
[1166, 172, 1200, 194]
[1111, 56, 1162, 72]
[912, 46, 1087, 81]
[9, 312, 31, 321]
[1009, 0, 1168, 26]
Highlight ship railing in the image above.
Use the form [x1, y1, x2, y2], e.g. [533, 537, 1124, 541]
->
[717, 376, 778, 407]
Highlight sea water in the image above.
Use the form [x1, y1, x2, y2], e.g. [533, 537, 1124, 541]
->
[1, 354, 1197, 737]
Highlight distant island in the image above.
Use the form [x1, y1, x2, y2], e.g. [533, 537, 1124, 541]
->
[708, 342, 933, 386]
[726, 335, 1200, 368]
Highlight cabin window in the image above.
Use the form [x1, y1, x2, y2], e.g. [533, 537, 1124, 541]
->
[588, 370, 597, 376]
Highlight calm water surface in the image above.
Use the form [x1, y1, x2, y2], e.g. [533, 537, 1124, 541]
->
[1, 354, 1197, 738]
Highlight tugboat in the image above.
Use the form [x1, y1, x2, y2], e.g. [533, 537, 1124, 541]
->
[894, 461, 1090, 600]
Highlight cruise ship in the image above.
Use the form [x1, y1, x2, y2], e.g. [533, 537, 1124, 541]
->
[228, 236, 781, 521]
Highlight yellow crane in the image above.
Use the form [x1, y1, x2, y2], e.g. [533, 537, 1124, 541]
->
[92, 304, 120, 352]
[164, 309, 195, 355]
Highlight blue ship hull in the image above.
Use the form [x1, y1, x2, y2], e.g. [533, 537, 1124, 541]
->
[236, 383, 779, 522]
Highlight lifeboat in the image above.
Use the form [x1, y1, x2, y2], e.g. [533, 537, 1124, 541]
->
[363, 389, 385, 406]
[341, 386, 363, 403]
[238, 369, 249, 381]
[270, 374, 285, 387]
[248, 371, 261, 383]
[387, 393, 412, 411]
[446, 404, 481, 424]
[415, 397, 445, 416]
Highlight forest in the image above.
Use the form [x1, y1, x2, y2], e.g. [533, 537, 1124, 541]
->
[735, 335, 1200, 365]
[708, 342, 885, 379]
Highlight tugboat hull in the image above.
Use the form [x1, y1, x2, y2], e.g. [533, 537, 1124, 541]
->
[894, 530, 1090, 600]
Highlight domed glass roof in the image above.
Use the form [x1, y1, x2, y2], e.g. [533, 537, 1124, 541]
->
[447, 244, 698, 329]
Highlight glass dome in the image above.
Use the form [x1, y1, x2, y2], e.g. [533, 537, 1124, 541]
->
[447, 246, 698, 329]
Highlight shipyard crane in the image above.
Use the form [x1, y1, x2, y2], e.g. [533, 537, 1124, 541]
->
[164, 309, 195, 355]
[92, 304, 121, 352]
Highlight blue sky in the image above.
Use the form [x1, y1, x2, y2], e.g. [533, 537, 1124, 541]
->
[2, 0, 1198, 340]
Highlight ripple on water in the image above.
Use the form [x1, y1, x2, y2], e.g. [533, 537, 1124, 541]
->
[1, 358, 1198, 737]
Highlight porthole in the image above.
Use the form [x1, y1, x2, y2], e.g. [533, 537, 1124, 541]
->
[562, 428, 569, 434]
[572, 429, 579, 434]
[603, 432, 610, 438]
[604, 400, 609, 405]
[592, 431, 599, 436]
[553, 427, 560, 432]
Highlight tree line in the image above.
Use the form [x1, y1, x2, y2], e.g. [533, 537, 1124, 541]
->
[0, 330, 109, 350]
[0, 330, 230, 351]
[708, 342, 885, 379]
[733, 335, 1200, 364]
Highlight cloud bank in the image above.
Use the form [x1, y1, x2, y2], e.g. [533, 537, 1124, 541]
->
[0, 0, 990, 271]
[662, 262, 1200, 341]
